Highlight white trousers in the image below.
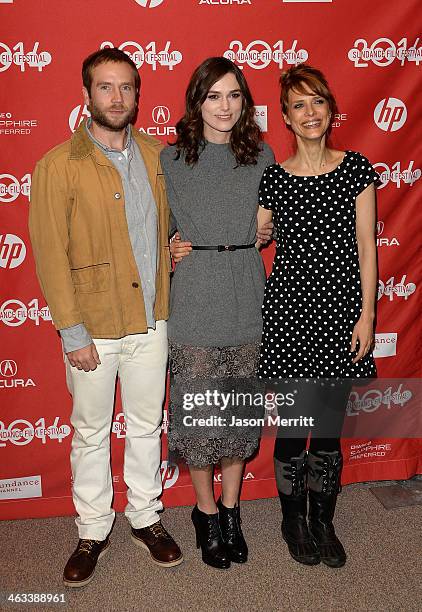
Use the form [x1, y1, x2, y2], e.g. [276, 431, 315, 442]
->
[65, 321, 168, 540]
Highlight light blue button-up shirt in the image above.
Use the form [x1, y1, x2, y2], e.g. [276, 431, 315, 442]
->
[60, 121, 158, 352]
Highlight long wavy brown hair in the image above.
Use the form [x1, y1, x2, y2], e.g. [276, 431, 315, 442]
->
[173, 57, 262, 166]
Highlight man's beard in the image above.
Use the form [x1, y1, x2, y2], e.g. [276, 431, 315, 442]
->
[88, 100, 137, 132]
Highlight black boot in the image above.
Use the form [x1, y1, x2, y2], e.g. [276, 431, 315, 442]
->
[217, 497, 248, 563]
[275, 452, 320, 566]
[191, 505, 230, 569]
[308, 450, 347, 568]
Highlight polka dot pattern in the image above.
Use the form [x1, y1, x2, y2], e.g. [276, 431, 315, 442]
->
[258, 151, 378, 378]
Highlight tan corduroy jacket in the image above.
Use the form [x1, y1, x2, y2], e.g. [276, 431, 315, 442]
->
[29, 122, 170, 338]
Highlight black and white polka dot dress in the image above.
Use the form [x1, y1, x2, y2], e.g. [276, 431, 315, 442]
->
[258, 151, 377, 378]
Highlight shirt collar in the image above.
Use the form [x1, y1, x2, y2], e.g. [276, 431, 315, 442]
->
[85, 118, 132, 154]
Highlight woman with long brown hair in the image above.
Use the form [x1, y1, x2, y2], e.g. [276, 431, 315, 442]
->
[160, 56, 274, 569]
[258, 64, 377, 568]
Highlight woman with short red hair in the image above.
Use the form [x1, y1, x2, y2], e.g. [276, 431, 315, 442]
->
[258, 64, 378, 568]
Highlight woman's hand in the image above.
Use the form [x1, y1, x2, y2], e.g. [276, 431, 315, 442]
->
[350, 315, 375, 363]
[256, 220, 274, 247]
[170, 232, 192, 263]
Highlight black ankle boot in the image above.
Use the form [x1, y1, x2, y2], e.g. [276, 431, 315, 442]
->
[217, 497, 248, 563]
[275, 452, 320, 566]
[308, 450, 346, 568]
[191, 505, 230, 569]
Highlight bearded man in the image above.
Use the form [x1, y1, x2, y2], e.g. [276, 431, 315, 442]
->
[29, 47, 183, 587]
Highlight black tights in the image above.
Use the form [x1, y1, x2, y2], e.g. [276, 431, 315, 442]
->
[272, 380, 350, 462]
[274, 435, 341, 462]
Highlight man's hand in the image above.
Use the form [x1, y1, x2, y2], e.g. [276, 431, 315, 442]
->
[256, 220, 274, 247]
[170, 232, 192, 263]
[67, 343, 101, 372]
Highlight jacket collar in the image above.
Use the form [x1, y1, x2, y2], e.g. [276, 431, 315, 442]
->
[69, 121, 161, 185]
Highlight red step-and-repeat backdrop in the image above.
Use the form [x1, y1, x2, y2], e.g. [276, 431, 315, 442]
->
[0, 0, 421, 520]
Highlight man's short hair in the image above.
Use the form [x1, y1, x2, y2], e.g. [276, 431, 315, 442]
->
[82, 48, 141, 98]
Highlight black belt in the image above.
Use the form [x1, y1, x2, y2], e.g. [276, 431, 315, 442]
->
[191, 243, 256, 252]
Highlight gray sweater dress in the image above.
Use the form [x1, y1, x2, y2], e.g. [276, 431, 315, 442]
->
[160, 141, 275, 465]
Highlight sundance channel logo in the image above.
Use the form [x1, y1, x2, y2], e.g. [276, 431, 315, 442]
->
[0, 475, 42, 500]
[373, 333, 397, 359]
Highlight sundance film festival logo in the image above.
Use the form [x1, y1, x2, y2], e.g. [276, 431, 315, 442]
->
[223, 39, 308, 70]
[377, 275, 416, 301]
[0, 234, 26, 269]
[69, 104, 90, 133]
[0, 359, 35, 389]
[374, 98, 407, 132]
[0, 417, 70, 447]
[348, 36, 421, 68]
[0, 298, 52, 327]
[139, 105, 176, 137]
[374, 161, 420, 189]
[100, 41, 182, 71]
[347, 382, 411, 416]
[0, 42, 51, 73]
[133, 0, 164, 6]
[376, 221, 399, 248]
[0, 173, 30, 203]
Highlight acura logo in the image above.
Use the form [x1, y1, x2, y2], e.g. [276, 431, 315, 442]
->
[0, 359, 17, 377]
[152, 105, 170, 125]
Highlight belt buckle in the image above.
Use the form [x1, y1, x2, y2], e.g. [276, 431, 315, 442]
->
[218, 244, 235, 252]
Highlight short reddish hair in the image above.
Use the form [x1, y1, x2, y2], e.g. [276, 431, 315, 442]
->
[279, 64, 338, 132]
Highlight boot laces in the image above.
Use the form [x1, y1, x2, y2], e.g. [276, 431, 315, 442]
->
[150, 522, 170, 540]
[77, 539, 102, 555]
[207, 517, 220, 543]
[285, 463, 306, 496]
[312, 454, 342, 494]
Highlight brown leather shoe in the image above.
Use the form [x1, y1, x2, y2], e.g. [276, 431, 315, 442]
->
[131, 520, 183, 567]
[63, 538, 110, 587]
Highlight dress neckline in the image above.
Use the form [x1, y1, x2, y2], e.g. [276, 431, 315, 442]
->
[278, 150, 349, 179]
